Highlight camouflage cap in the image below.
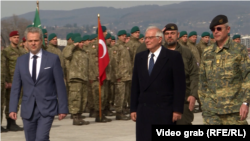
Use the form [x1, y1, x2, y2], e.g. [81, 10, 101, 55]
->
[233, 34, 241, 40]
[209, 15, 228, 30]
[201, 32, 210, 37]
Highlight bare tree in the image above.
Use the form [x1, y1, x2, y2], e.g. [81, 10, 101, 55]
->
[1, 14, 32, 47]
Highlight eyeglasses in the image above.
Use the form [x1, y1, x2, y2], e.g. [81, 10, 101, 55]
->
[211, 27, 222, 32]
[144, 36, 159, 40]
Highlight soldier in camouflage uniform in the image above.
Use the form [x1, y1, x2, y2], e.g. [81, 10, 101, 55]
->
[187, 31, 201, 66]
[88, 26, 112, 122]
[163, 24, 199, 125]
[178, 31, 189, 48]
[139, 34, 144, 44]
[47, 33, 65, 75]
[65, 36, 90, 125]
[112, 30, 131, 120]
[3, 31, 24, 131]
[196, 32, 210, 58]
[111, 36, 116, 47]
[198, 15, 249, 125]
[124, 26, 141, 114]
[233, 34, 241, 43]
[1, 51, 8, 133]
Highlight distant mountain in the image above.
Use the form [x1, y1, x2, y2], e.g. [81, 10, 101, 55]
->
[2, 1, 250, 36]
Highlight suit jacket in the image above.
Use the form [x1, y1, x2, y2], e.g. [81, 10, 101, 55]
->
[130, 46, 186, 141]
[9, 49, 69, 119]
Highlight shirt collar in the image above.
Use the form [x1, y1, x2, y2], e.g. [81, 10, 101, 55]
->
[148, 46, 162, 58]
[30, 48, 42, 59]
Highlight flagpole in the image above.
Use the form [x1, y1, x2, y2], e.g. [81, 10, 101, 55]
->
[98, 13, 102, 120]
[37, 1, 39, 15]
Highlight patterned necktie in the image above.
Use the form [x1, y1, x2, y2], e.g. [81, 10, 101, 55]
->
[32, 55, 38, 83]
[148, 54, 155, 75]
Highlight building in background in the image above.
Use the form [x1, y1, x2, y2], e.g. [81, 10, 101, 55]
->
[241, 36, 250, 48]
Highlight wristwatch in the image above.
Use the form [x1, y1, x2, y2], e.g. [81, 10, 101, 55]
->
[243, 102, 249, 107]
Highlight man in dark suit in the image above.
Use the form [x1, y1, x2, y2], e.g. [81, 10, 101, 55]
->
[9, 27, 69, 141]
[130, 26, 186, 141]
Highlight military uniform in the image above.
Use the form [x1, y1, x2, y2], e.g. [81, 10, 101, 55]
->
[187, 39, 201, 66]
[178, 38, 189, 48]
[112, 39, 132, 120]
[1, 51, 8, 132]
[198, 38, 250, 125]
[196, 39, 209, 59]
[136, 42, 147, 54]
[47, 43, 65, 71]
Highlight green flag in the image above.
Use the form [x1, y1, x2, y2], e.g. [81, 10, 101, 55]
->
[32, 7, 45, 46]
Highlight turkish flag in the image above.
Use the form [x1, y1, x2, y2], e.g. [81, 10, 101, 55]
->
[98, 18, 109, 86]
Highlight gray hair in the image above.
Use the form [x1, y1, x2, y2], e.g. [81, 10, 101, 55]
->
[145, 26, 165, 45]
[24, 27, 43, 41]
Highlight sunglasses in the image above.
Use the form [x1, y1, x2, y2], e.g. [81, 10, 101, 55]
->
[211, 27, 222, 32]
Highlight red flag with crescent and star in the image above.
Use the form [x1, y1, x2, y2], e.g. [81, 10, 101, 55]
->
[98, 18, 109, 86]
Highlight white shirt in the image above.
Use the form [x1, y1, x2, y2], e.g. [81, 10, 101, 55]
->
[29, 49, 42, 79]
[148, 46, 162, 70]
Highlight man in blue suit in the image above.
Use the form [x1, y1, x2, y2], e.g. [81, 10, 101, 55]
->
[9, 27, 68, 141]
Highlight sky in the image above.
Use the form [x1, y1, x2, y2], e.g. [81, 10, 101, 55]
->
[1, 1, 182, 18]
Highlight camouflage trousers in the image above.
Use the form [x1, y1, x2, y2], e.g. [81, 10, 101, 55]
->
[68, 81, 88, 114]
[114, 81, 129, 112]
[203, 112, 248, 125]
[1, 83, 5, 123]
[87, 81, 94, 111]
[123, 80, 131, 109]
[91, 80, 105, 112]
[104, 80, 112, 109]
[110, 82, 115, 105]
[5, 88, 20, 119]
[176, 103, 193, 125]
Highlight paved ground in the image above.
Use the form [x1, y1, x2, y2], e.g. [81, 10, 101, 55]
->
[1, 108, 250, 141]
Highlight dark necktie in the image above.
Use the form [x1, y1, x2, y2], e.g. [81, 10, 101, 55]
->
[32, 55, 38, 83]
[148, 54, 155, 75]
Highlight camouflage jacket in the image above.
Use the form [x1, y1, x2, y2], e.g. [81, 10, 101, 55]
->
[112, 40, 132, 81]
[209, 40, 216, 46]
[105, 44, 112, 81]
[3, 45, 26, 82]
[178, 39, 189, 48]
[198, 38, 250, 115]
[196, 39, 208, 59]
[88, 40, 99, 81]
[62, 42, 74, 82]
[136, 42, 147, 54]
[125, 36, 141, 68]
[1, 51, 7, 85]
[68, 47, 89, 82]
[187, 39, 201, 66]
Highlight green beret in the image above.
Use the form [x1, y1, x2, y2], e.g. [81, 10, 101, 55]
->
[188, 31, 197, 38]
[201, 32, 210, 37]
[111, 36, 115, 40]
[89, 34, 97, 40]
[117, 30, 127, 36]
[131, 26, 140, 33]
[105, 33, 111, 39]
[44, 35, 47, 38]
[27, 25, 33, 28]
[210, 33, 214, 39]
[233, 34, 241, 40]
[179, 31, 187, 38]
[96, 26, 107, 34]
[42, 29, 47, 34]
[74, 36, 83, 43]
[48, 33, 57, 41]
[139, 34, 144, 39]
[163, 23, 178, 33]
[82, 35, 90, 41]
[210, 15, 228, 30]
[126, 33, 130, 37]
[66, 33, 74, 40]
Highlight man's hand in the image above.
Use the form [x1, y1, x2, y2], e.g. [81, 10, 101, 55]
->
[240, 104, 249, 121]
[162, 27, 166, 32]
[187, 96, 196, 111]
[74, 43, 79, 47]
[5, 82, 8, 89]
[172, 112, 182, 122]
[131, 112, 137, 122]
[7, 83, 12, 89]
[58, 114, 67, 120]
[9, 112, 17, 120]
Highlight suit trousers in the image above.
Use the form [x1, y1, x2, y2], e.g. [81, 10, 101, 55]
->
[22, 102, 54, 141]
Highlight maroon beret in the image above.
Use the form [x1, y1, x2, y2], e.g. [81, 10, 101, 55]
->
[9, 31, 19, 37]
[22, 37, 26, 42]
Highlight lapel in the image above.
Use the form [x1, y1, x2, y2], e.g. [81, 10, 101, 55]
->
[143, 46, 169, 91]
[35, 49, 48, 85]
[25, 53, 33, 83]
[140, 50, 150, 82]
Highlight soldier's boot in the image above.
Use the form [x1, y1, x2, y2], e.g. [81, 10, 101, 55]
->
[110, 103, 115, 111]
[122, 108, 129, 115]
[77, 114, 89, 125]
[1, 126, 8, 133]
[95, 111, 107, 123]
[7, 118, 24, 131]
[103, 107, 114, 116]
[89, 109, 96, 118]
[72, 114, 83, 125]
[116, 112, 130, 120]
[198, 105, 202, 112]
[80, 114, 86, 119]
[102, 111, 112, 122]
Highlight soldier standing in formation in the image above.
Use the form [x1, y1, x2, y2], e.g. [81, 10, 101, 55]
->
[196, 32, 210, 58]
[233, 34, 241, 43]
[198, 15, 249, 125]
[178, 31, 189, 48]
[187, 31, 201, 66]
